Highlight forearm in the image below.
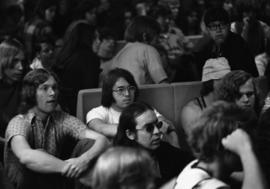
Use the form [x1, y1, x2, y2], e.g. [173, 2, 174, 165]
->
[20, 149, 66, 174]
[79, 130, 110, 164]
[88, 120, 118, 138]
[240, 147, 267, 189]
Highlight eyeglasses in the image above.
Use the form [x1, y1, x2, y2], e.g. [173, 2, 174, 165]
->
[207, 23, 227, 31]
[112, 86, 136, 96]
[136, 121, 163, 134]
[237, 91, 255, 99]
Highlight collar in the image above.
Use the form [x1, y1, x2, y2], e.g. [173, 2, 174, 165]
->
[26, 109, 54, 125]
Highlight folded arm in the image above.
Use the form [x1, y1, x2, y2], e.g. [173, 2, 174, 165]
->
[11, 135, 67, 174]
[88, 118, 118, 138]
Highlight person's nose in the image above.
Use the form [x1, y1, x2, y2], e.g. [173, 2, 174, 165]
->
[123, 88, 131, 96]
[48, 87, 56, 96]
[153, 125, 161, 135]
[241, 94, 249, 102]
[16, 62, 23, 71]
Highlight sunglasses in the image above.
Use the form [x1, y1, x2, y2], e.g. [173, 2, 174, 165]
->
[136, 121, 163, 134]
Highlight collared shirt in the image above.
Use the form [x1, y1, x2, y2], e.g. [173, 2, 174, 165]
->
[4, 110, 88, 186]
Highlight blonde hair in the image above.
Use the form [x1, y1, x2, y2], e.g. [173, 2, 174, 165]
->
[92, 147, 157, 189]
[0, 39, 24, 80]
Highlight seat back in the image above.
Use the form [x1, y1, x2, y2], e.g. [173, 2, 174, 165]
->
[76, 82, 202, 132]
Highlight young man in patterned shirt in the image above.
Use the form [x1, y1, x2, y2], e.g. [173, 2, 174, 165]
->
[4, 69, 109, 189]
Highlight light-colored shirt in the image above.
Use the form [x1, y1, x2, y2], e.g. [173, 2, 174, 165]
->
[110, 42, 168, 85]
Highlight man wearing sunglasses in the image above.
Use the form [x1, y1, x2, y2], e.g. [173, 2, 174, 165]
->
[113, 101, 192, 187]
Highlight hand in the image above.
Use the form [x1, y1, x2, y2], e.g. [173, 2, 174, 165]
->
[62, 157, 89, 178]
[221, 129, 252, 156]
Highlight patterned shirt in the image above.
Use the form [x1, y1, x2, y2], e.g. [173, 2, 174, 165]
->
[4, 110, 88, 186]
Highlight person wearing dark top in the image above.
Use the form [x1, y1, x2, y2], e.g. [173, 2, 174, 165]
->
[193, 7, 258, 78]
[0, 39, 25, 163]
[113, 101, 192, 187]
[53, 22, 100, 116]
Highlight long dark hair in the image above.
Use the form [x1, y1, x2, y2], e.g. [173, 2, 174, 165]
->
[113, 102, 153, 147]
[53, 22, 95, 71]
[101, 68, 139, 108]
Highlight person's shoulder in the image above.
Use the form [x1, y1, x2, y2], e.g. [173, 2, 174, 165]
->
[182, 99, 202, 116]
[132, 42, 156, 50]
[90, 106, 109, 113]
[8, 114, 26, 125]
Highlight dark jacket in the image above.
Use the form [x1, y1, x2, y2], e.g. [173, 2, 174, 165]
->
[194, 32, 258, 78]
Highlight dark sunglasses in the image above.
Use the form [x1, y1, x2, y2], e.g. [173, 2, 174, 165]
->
[137, 121, 163, 134]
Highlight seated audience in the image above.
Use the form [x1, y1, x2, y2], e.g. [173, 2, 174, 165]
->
[175, 101, 267, 189]
[181, 56, 231, 135]
[216, 70, 259, 114]
[91, 146, 157, 189]
[87, 68, 179, 148]
[193, 7, 258, 78]
[113, 101, 192, 186]
[4, 69, 109, 189]
[24, 0, 57, 61]
[108, 15, 168, 85]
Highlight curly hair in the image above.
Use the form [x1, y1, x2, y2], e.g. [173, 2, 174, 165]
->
[188, 101, 257, 162]
[215, 70, 254, 102]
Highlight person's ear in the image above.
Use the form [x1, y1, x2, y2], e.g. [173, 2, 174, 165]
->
[142, 32, 148, 43]
[126, 129, 136, 140]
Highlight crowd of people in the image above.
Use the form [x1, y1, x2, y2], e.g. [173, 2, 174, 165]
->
[1, 0, 270, 189]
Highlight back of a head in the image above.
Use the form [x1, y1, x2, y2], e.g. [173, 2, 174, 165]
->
[124, 15, 161, 43]
[64, 21, 95, 50]
[189, 101, 257, 162]
[92, 146, 156, 189]
[54, 22, 95, 70]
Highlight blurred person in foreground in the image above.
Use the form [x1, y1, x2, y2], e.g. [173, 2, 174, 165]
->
[174, 101, 267, 189]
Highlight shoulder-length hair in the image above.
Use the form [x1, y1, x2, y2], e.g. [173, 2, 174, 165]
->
[0, 38, 24, 80]
[189, 101, 257, 162]
[124, 15, 161, 43]
[91, 146, 156, 189]
[113, 101, 153, 147]
[19, 69, 59, 114]
[101, 68, 139, 108]
[216, 70, 256, 102]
